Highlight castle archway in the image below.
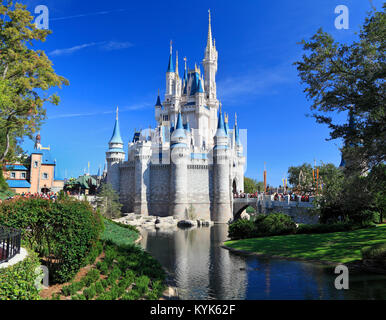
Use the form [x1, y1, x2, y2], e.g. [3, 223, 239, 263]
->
[232, 179, 237, 194]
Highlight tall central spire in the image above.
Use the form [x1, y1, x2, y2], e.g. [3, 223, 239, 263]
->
[167, 40, 174, 72]
[207, 9, 213, 50]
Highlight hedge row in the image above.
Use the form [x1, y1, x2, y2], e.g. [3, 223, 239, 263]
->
[0, 198, 104, 283]
[228, 213, 375, 240]
[0, 250, 41, 300]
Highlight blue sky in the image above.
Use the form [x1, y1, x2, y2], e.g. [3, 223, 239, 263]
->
[20, 0, 382, 185]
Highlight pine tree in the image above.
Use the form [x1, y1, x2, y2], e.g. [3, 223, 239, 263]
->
[96, 183, 122, 219]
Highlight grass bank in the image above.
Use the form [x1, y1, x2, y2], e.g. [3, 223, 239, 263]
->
[224, 225, 386, 264]
[41, 218, 166, 300]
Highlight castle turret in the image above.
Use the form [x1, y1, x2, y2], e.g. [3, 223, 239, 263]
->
[106, 107, 125, 192]
[203, 10, 218, 101]
[155, 90, 163, 124]
[166, 41, 176, 97]
[234, 113, 245, 192]
[134, 139, 151, 215]
[169, 112, 189, 218]
[213, 110, 232, 223]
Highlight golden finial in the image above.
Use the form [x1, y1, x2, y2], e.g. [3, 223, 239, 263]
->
[183, 56, 187, 70]
[158, 88, 160, 96]
[224, 112, 229, 124]
[116, 106, 119, 120]
[235, 113, 237, 126]
[170, 40, 173, 55]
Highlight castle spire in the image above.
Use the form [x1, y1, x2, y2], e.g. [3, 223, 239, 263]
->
[109, 107, 123, 145]
[155, 89, 162, 108]
[175, 51, 179, 78]
[234, 113, 241, 146]
[207, 9, 213, 50]
[167, 40, 174, 73]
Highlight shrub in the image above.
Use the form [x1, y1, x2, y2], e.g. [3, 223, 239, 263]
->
[257, 213, 297, 236]
[361, 243, 386, 266]
[228, 213, 296, 240]
[135, 275, 150, 295]
[0, 198, 104, 283]
[228, 219, 257, 240]
[83, 284, 97, 300]
[0, 250, 41, 300]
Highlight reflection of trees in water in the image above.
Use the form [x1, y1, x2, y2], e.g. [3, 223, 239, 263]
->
[208, 224, 248, 300]
[298, 262, 386, 300]
[298, 263, 343, 300]
[343, 274, 386, 300]
[141, 226, 386, 300]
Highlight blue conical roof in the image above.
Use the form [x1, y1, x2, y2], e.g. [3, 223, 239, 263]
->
[167, 53, 174, 73]
[155, 94, 162, 108]
[171, 112, 186, 140]
[215, 111, 227, 137]
[176, 112, 184, 130]
[110, 117, 123, 144]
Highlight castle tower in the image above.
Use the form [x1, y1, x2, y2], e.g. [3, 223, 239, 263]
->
[154, 90, 163, 124]
[106, 107, 125, 192]
[169, 112, 189, 218]
[203, 10, 218, 102]
[234, 114, 245, 192]
[166, 41, 176, 97]
[213, 110, 232, 223]
[134, 139, 151, 215]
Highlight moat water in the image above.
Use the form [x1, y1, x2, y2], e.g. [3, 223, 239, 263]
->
[139, 224, 386, 300]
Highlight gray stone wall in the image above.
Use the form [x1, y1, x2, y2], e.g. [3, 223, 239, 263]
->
[149, 164, 170, 216]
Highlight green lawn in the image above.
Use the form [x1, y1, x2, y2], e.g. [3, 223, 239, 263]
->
[224, 225, 386, 263]
[101, 219, 140, 247]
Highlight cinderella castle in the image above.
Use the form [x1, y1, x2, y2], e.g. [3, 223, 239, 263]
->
[105, 12, 245, 223]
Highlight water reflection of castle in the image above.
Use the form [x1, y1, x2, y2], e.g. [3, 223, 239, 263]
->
[140, 225, 248, 300]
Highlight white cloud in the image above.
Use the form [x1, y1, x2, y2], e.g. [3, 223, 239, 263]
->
[51, 9, 126, 22]
[49, 42, 101, 56]
[48, 103, 151, 120]
[217, 66, 295, 103]
[102, 41, 134, 51]
[49, 41, 133, 56]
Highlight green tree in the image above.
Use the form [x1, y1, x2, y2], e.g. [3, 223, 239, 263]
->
[244, 177, 264, 193]
[96, 183, 122, 219]
[294, 6, 385, 174]
[287, 163, 313, 191]
[0, 2, 69, 164]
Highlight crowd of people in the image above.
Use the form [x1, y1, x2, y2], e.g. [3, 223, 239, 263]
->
[233, 191, 311, 202]
[0, 191, 59, 203]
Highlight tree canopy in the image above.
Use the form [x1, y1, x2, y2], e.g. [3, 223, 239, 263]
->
[244, 177, 264, 194]
[295, 6, 385, 174]
[0, 1, 69, 164]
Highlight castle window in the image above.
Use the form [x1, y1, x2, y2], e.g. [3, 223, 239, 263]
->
[34, 161, 38, 168]
[42, 173, 48, 180]
[21, 172, 26, 179]
[11, 172, 16, 179]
